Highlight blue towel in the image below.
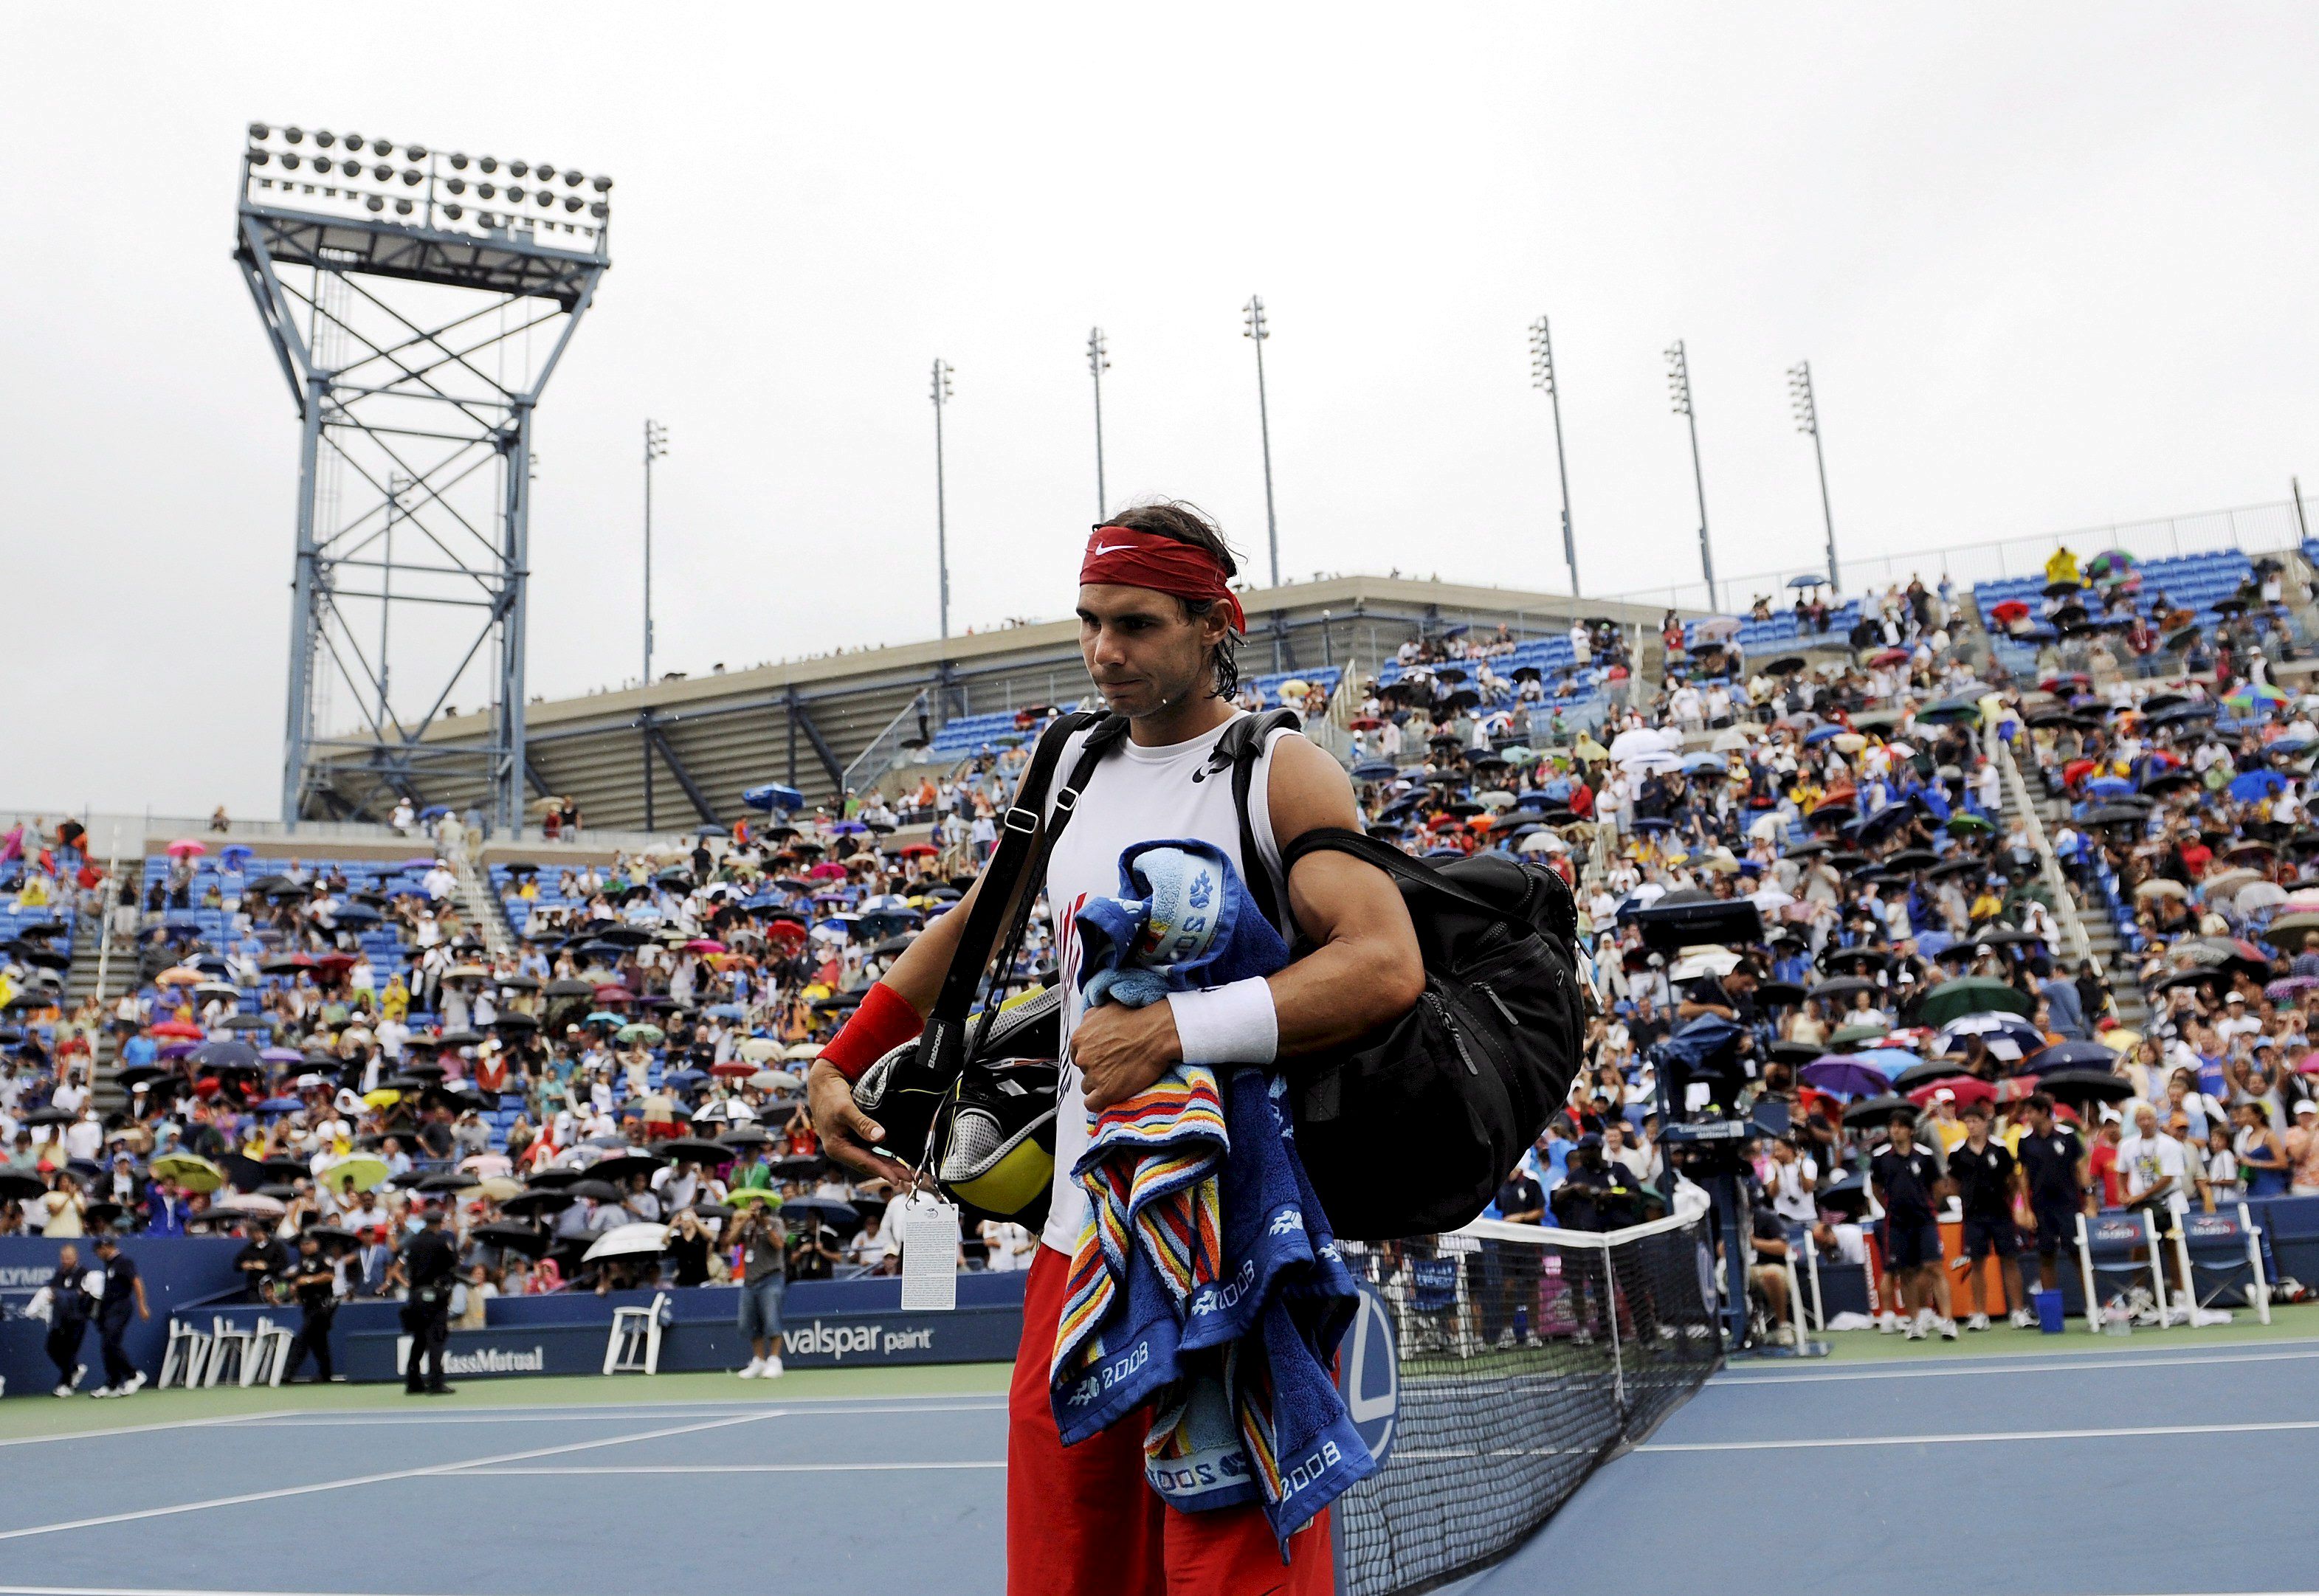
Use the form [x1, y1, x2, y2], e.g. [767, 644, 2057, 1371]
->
[1053, 838, 1374, 1552]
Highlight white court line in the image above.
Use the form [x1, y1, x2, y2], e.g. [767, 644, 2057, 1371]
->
[0, 1410, 297, 1451]
[1640, 1418, 2319, 1453]
[1710, 1344, 2319, 1385]
[240, 1392, 1010, 1420]
[457, 1460, 1006, 1475]
[0, 1410, 773, 1543]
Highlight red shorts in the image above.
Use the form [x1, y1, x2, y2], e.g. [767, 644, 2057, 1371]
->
[1007, 1244, 1335, 1596]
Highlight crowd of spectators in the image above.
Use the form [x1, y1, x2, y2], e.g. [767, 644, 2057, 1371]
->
[7, 542, 2319, 1390]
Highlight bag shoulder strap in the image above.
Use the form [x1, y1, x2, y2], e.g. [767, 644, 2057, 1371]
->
[1217, 708, 1301, 933]
[927, 710, 1114, 1025]
[1279, 824, 1547, 934]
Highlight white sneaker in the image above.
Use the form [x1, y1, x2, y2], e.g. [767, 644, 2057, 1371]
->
[2010, 1308, 2039, 1329]
[1965, 1313, 1991, 1332]
[1903, 1322, 1925, 1341]
[1877, 1311, 1899, 1334]
[1914, 1308, 1937, 1336]
[1938, 1318, 1960, 1341]
[123, 1372, 146, 1395]
[52, 1383, 74, 1398]
[737, 1359, 763, 1379]
[89, 1386, 117, 1400]
[758, 1356, 784, 1379]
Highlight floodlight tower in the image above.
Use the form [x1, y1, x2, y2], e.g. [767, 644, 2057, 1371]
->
[1788, 361, 1839, 595]
[1664, 339, 1717, 612]
[931, 358, 955, 639]
[1243, 295, 1281, 589]
[1086, 327, 1110, 520]
[235, 122, 612, 832]
[1528, 315, 1579, 597]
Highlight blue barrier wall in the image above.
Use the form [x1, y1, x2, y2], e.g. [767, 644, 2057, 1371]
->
[1, 1237, 244, 1397]
[18, 1267, 1035, 1391]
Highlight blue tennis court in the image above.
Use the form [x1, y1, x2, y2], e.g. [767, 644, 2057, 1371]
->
[1, 1337, 2313, 1596]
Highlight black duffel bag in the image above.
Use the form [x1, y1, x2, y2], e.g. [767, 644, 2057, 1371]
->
[1271, 826, 1589, 1240]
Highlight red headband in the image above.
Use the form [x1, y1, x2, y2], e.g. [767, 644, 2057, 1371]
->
[1079, 526, 1246, 634]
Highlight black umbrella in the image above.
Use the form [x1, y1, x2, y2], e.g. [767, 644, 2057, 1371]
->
[779, 1195, 864, 1235]
[501, 1188, 577, 1216]
[412, 1170, 474, 1193]
[473, 1221, 551, 1257]
[1841, 1094, 1917, 1130]
[545, 978, 597, 998]
[773, 1153, 830, 1178]
[718, 1124, 773, 1147]
[525, 1166, 584, 1188]
[657, 1137, 734, 1164]
[494, 1013, 541, 1032]
[587, 1151, 666, 1184]
[1816, 1172, 1872, 1220]
[0, 1168, 46, 1201]
[1808, 975, 1881, 1003]
[2038, 1068, 2133, 1105]
[562, 1179, 622, 1203]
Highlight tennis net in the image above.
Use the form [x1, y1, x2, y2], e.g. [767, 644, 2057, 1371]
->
[1332, 1208, 1720, 1596]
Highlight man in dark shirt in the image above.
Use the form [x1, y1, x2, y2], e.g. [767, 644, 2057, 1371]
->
[1870, 1113, 1954, 1341]
[280, 1231, 341, 1384]
[43, 1243, 90, 1396]
[1675, 958, 1762, 1026]
[2016, 1092, 2090, 1292]
[1948, 1105, 2031, 1331]
[90, 1236, 150, 1397]
[396, 1206, 460, 1395]
[234, 1229, 290, 1302]
[1748, 1204, 1796, 1347]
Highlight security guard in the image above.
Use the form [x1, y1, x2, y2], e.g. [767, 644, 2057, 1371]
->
[396, 1205, 460, 1395]
[280, 1230, 340, 1383]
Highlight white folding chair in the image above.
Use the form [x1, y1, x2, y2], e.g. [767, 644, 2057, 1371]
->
[204, 1317, 253, 1386]
[244, 1316, 297, 1387]
[159, 1320, 213, 1389]
[605, 1292, 669, 1375]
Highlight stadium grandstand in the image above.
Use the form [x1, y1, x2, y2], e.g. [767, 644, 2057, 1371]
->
[12, 492, 2319, 1596]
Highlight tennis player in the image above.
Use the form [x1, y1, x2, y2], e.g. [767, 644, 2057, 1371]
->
[810, 501, 1423, 1595]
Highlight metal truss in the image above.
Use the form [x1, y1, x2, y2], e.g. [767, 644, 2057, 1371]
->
[233, 125, 610, 830]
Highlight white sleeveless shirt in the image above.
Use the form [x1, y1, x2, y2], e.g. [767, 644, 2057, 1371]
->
[1034, 711, 1292, 1254]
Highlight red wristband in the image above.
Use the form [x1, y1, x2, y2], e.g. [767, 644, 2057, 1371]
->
[819, 981, 926, 1082]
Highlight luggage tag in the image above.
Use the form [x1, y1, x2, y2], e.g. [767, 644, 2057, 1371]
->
[897, 1193, 962, 1312]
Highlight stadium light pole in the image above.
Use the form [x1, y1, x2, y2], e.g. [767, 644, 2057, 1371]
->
[931, 358, 954, 640]
[1243, 295, 1281, 588]
[1087, 327, 1110, 521]
[1789, 362, 1839, 595]
[1665, 339, 1717, 612]
[1528, 316, 1579, 597]
[643, 419, 667, 685]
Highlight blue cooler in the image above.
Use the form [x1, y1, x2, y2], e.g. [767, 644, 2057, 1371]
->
[2033, 1288, 2065, 1334]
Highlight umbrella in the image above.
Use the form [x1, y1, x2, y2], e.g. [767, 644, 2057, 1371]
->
[2229, 770, 2288, 802]
[778, 1195, 864, 1234]
[563, 1179, 624, 1203]
[2016, 1040, 2120, 1075]
[473, 1222, 552, 1258]
[2134, 878, 2190, 902]
[319, 1155, 391, 1194]
[1797, 1056, 1901, 1097]
[586, 1151, 666, 1184]
[742, 784, 806, 812]
[1916, 978, 2035, 1027]
[500, 1188, 576, 1217]
[1788, 573, 1827, 590]
[149, 1152, 225, 1194]
[2037, 1068, 2133, 1105]
[2223, 683, 2290, 716]
[656, 1137, 734, 1164]
[1906, 1075, 1998, 1108]
[165, 839, 207, 858]
[1934, 1012, 2045, 1061]
[191, 1040, 263, 1072]
[1841, 1094, 1917, 1130]
[582, 1222, 670, 1262]
[616, 1023, 666, 1046]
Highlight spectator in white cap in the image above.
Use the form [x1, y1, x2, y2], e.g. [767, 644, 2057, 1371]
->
[2287, 1099, 2319, 1198]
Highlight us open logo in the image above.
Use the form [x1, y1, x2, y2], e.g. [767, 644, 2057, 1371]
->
[1337, 1282, 1399, 1465]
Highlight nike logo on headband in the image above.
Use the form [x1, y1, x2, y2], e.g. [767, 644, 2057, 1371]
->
[1088, 543, 1128, 557]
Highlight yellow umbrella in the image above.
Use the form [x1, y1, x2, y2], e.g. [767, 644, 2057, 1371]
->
[1572, 736, 1609, 763]
[320, 1154, 391, 1194]
[1832, 733, 1868, 754]
[1281, 678, 1311, 699]
[726, 1187, 785, 1208]
[363, 1088, 403, 1109]
[2100, 1026, 2144, 1054]
[150, 1152, 224, 1195]
[466, 1176, 523, 1202]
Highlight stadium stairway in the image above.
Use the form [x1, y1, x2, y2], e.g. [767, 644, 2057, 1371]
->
[1992, 739, 2150, 1032]
[65, 897, 131, 1113]
[455, 853, 517, 961]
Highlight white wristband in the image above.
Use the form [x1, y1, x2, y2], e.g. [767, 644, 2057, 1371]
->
[1166, 977, 1279, 1066]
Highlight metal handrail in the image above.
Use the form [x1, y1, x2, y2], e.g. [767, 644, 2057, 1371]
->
[1987, 717, 2095, 969]
[840, 689, 932, 798]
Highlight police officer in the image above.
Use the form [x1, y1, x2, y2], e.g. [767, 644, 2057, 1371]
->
[89, 1234, 150, 1397]
[43, 1243, 92, 1397]
[396, 1205, 459, 1395]
[280, 1231, 341, 1384]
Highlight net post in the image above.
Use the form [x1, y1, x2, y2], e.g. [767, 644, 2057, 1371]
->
[1605, 1243, 1627, 1417]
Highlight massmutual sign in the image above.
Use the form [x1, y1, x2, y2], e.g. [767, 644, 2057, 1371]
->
[396, 1337, 548, 1377]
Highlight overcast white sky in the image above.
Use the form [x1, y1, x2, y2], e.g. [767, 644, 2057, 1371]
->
[4, 4, 2316, 819]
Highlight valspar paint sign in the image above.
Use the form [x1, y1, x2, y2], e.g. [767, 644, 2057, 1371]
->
[779, 1308, 1016, 1367]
